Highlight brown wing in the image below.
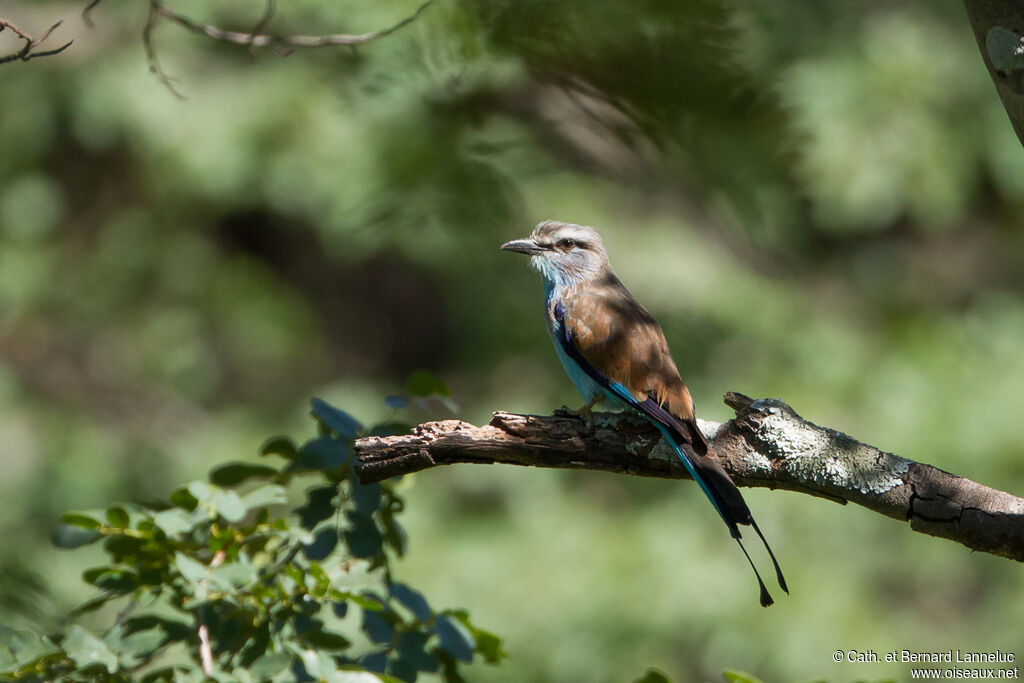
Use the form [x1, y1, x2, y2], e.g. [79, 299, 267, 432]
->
[561, 273, 696, 421]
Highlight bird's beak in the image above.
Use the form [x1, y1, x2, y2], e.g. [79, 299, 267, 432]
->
[500, 238, 544, 255]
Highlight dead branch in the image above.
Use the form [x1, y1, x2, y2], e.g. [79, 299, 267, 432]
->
[0, 17, 72, 65]
[354, 392, 1024, 563]
[133, 0, 434, 95]
[147, 0, 434, 50]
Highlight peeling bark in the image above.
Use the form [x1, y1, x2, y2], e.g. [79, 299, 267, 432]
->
[354, 392, 1024, 562]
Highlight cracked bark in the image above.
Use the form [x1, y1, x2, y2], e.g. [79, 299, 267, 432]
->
[354, 392, 1024, 562]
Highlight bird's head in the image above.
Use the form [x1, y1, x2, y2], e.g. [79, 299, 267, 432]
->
[501, 220, 611, 289]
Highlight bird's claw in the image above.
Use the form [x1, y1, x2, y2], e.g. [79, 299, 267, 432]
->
[555, 402, 596, 428]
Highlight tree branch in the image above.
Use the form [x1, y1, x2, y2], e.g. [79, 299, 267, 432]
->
[354, 392, 1024, 562]
[131, 0, 435, 95]
[0, 17, 72, 65]
[146, 0, 435, 50]
[961, 0, 1024, 148]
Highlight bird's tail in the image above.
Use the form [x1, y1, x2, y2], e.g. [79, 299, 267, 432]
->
[659, 425, 788, 607]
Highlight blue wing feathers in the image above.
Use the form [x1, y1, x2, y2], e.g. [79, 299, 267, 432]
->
[552, 305, 739, 532]
[551, 299, 786, 605]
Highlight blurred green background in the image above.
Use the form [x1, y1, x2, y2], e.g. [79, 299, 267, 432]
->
[2, 0, 1024, 680]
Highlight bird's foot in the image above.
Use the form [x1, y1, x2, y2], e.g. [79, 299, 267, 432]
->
[554, 398, 600, 428]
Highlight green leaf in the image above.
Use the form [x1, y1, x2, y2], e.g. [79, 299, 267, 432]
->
[384, 395, 410, 409]
[289, 437, 351, 473]
[120, 614, 189, 644]
[395, 631, 439, 673]
[352, 481, 382, 516]
[722, 670, 764, 683]
[241, 484, 288, 510]
[297, 485, 337, 529]
[69, 593, 115, 617]
[62, 625, 118, 673]
[390, 583, 431, 622]
[52, 523, 101, 549]
[260, 435, 297, 460]
[105, 507, 130, 528]
[406, 369, 451, 397]
[209, 488, 247, 522]
[210, 560, 257, 591]
[169, 486, 199, 511]
[61, 512, 103, 529]
[337, 672, 389, 683]
[304, 528, 339, 561]
[209, 461, 280, 487]
[174, 552, 208, 584]
[152, 508, 194, 536]
[449, 612, 504, 663]
[0, 628, 58, 667]
[83, 566, 138, 593]
[247, 652, 291, 678]
[361, 611, 395, 645]
[634, 669, 672, 683]
[302, 628, 351, 651]
[310, 398, 362, 438]
[118, 627, 165, 664]
[434, 615, 473, 663]
[187, 481, 213, 505]
[344, 511, 383, 559]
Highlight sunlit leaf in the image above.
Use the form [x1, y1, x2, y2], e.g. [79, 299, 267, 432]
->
[0, 627, 58, 667]
[209, 488, 247, 522]
[174, 552, 208, 585]
[248, 652, 291, 678]
[241, 484, 288, 511]
[62, 625, 118, 673]
[722, 670, 764, 683]
[152, 508, 193, 536]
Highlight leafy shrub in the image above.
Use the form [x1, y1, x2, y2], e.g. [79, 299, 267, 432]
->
[0, 399, 502, 682]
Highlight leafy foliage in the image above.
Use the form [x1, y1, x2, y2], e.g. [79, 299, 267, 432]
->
[0, 399, 502, 682]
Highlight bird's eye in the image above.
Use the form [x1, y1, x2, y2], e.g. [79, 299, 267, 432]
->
[557, 238, 576, 250]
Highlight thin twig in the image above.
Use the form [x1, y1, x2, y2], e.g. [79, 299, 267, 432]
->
[142, 2, 184, 99]
[248, 0, 276, 59]
[138, 0, 434, 95]
[0, 17, 73, 65]
[149, 0, 435, 49]
[82, 0, 104, 29]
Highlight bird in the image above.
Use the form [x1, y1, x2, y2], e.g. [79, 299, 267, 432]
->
[501, 220, 787, 607]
